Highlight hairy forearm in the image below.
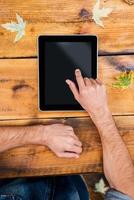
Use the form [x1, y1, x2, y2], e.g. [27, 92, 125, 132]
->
[66, 70, 134, 197]
[0, 124, 82, 159]
[0, 125, 45, 152]
[91, 110, 134, 198]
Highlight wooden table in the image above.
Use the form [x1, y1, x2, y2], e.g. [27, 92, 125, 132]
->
[0, 0, 134, 178]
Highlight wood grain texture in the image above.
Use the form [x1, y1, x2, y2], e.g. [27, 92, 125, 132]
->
[0, 0, 134, 179]
[0, 0, 134, 57]
[0, 116, 133, 178]
[0, 55, 133, 120]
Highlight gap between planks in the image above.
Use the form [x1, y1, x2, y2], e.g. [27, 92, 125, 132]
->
[0, 52, 134, 60]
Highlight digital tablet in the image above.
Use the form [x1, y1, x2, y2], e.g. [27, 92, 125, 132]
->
[38, 35, 97, 111]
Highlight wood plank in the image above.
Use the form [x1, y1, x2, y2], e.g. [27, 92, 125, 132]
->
[0, 55, 134, 120]
[0, 115, 133, 178]
[0, 0, 134, 57]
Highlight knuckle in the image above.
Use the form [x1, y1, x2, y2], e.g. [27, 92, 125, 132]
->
[77, 142, 82, 147]
[96, 84, 100, 89]
[79, 148, 82, 153]
[101, 83, 105, 87]
[78, 146, 82, 151]
[57, 153, 65, 158]
[90, 86, 95, 90]
[102, 85, 106, 90]
[69, 132, 74, 137]
[74, 93, 79, 100]
[56, 152, 61, 157]
[74, 148, 79, 153]
[68, 126, 73, 130]
[59, 154, 63, 158]
[81, 89, 87, 95]
[69, 137, 74, 143]
[55, 123, 63, 128]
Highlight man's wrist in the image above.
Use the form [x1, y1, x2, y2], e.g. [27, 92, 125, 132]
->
[88, 106, 111, 124]
[87, 106, 116, 133]
[24, 125, 48, 146]
[33, 125, 48, 146]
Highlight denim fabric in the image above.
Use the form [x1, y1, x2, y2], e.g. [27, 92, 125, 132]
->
[0, 177, 54, 200]
[0, 194, 22, 200]
[0, 176, 131, 200]
[0, 175, 89, 200]
[105, 189, 133, 200]
[53, 175, 89, 200]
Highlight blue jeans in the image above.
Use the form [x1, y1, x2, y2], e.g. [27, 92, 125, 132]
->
[0, 175, 89, 200]
[0, 176, 132, 200]
[105, 189, 132, 200]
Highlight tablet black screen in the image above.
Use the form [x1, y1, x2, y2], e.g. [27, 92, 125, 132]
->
[39, 35, 97, 110]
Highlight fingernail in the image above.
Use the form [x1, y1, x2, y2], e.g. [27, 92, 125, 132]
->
[66, 79, 71, 84]
[75, 69, 80, 73]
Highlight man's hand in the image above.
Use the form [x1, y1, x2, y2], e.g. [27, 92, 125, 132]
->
[66, 69, 134, 198]
[38, 124, 82, 158]
[66, 69, 110, 126]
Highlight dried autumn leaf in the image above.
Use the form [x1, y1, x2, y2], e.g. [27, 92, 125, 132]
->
[112, 71, 134, 89]
[92, 0, 113, 27]
[1, 13, 26, 42]
[95, 178, 109, 194]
